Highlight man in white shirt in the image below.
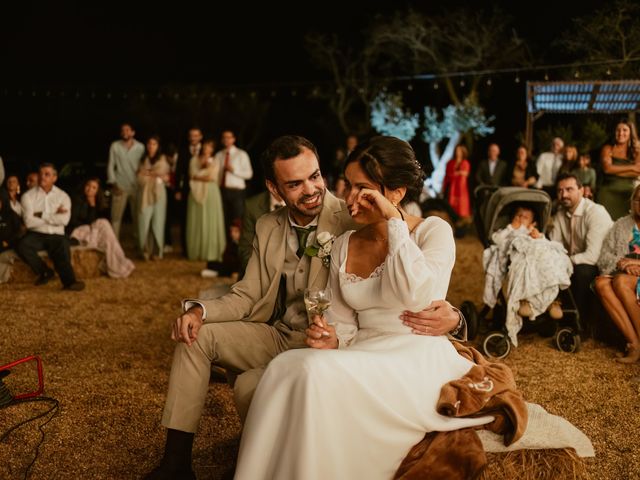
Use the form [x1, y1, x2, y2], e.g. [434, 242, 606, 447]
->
[548, 172, 613, 331]
[535, 137, 564, 196]
[215, 129, 253, 232]
[17, 163, 84, 290]
[106, 122, 145, 239]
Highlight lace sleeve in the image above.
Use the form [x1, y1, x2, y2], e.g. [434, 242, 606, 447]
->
[324, 232, 358, 347]
[382, 217, 456, 312]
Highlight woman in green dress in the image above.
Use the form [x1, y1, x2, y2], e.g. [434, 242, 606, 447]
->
[598, 119, 640, 220]
[186, 139, 226, 261]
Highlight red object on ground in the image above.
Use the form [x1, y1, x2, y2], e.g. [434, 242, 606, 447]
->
[0, 355, 44, 400]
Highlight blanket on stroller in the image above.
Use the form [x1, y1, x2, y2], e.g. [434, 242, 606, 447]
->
[483, 233, 573, 345]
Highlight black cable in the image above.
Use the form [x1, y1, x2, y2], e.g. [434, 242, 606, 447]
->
[0, 396, 60, 480]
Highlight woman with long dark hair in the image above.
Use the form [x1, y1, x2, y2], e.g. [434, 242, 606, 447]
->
[137, 135, 170, 260]
[595, 183, 640, 363]
[68, 178, 134, 278]
[598, 119, 640, 220]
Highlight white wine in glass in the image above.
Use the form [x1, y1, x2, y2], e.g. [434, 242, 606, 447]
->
[304, 287, 332, 325]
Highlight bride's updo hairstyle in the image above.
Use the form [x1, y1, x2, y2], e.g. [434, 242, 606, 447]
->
[344, 136, 426, 205]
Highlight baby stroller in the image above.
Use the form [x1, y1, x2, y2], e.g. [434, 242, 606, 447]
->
[459, 186, 582, 359]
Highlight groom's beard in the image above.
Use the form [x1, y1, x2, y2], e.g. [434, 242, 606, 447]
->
[289, 188, 325, 222]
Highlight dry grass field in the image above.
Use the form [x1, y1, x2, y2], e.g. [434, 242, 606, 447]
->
[1, 232, 639, 479]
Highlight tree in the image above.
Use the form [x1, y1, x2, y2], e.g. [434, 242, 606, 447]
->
[305, 7, 529, 138]
[369, 8, 531, 105]
[371, 93, 494, 197]
[305, 32, 390, 137]
[558, 0, 640, 78]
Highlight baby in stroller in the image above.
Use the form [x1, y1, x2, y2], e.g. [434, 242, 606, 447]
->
[483, 202, 574, 346]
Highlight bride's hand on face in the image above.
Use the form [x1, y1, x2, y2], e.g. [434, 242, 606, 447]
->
[305, 315, 338, 349]
[350, 188, 402, 221]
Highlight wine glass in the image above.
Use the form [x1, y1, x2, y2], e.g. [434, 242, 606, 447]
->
[304, 287, 332, 326]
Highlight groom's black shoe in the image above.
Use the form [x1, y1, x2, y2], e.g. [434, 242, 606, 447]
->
[144, 429, 195, 480]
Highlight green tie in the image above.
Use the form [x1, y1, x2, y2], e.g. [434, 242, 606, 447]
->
[293, 225, 317, 258]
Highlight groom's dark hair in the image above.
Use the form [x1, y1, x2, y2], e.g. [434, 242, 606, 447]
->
[261, 135, 320, 183]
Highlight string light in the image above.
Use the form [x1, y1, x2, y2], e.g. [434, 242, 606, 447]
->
[3, 56, 639, 103]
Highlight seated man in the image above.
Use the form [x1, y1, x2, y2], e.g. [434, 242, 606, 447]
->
[483, 203, 573, 345]
[17, 163, 84, 291]
[145, 135, 465, 479]
[548, 172, 613, 334]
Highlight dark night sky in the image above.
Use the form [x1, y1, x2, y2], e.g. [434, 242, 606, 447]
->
[0, 0, 612, 192]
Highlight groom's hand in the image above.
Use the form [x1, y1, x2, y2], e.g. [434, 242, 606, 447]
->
[172, 305, 204, 346]
[401, 300, 461, 336]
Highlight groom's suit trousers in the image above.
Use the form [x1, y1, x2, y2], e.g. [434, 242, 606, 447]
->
[161, 320, 305, 432]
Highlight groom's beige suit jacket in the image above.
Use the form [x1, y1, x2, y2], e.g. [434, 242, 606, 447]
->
[196, 191, 356, 328]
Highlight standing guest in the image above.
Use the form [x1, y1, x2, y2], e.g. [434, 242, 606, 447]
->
[163, 142, 179, 254]
[186, 139, 226, 262]
[17, 163, 85, 290]
[3, 175, 23, 216]
[598, 119, 640, 220]
[443, 144, 471, 224]
[535, 137, 564, 197]
[67, 178, 134, 278]
[549, 173, 613, 333]
[215, 129, 253, 233]
[559, 144, 579, 174]
[137, 136, 170, 261]
[595, 183, 640, 363]
[175, 127, 203, 257]
[25, 171, 38, 191]
[107, 122, 145, 240]
[475, 143, 508, 188]
[511, 145, 538, 188]
[571, 153, 597, 200]
[0, 194, 23, 283]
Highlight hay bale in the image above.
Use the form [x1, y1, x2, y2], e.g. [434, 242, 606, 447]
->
[481, 448, 590, 480]
[8, 247, 104, 283]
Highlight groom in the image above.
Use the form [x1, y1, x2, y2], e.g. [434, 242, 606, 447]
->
[146, 135, 466, 479]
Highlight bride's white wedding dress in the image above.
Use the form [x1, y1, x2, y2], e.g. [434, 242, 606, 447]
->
[234, 217, 493, 480]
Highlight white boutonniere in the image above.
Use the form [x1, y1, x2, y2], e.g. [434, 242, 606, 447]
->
[304, 231, 336, 268]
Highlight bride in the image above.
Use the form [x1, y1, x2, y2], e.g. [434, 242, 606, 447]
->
[234, 136, 495, 479]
